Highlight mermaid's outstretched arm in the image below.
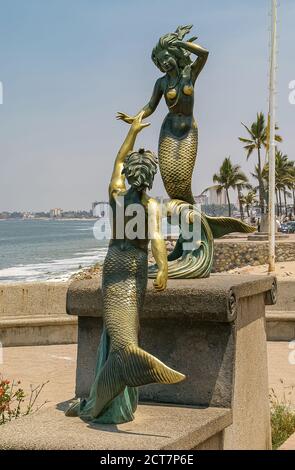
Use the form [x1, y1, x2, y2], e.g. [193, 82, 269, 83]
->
[117, 78, 163, 124]
[176, 40, 209, 84]
[109, 112, 150, 198]
[140, 78, 163, 118]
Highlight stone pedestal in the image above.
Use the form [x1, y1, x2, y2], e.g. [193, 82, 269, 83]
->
[65, 274, 276, 450]
[0, 274, 276, 450]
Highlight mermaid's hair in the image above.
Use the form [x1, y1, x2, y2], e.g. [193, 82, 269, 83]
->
[152, 24, 197, 72]
[122, 148, 158, 191]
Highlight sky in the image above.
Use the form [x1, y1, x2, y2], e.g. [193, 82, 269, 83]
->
[0, 0, 294, 212]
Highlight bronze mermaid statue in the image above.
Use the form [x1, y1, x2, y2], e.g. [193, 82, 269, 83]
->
[66, 112, 185, 424]
[118, 25, 254, 279]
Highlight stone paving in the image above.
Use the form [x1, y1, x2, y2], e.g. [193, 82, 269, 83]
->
[1, 342, 295, 449]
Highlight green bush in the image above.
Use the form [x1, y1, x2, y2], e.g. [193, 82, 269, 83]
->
[270, 387, 295, 450]
[0, 375, 48, 425]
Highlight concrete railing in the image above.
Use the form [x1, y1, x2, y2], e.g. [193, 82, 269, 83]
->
[0, 282, 77, 346]
[266, 280, 295, 341]
[0, 274, 277, 450]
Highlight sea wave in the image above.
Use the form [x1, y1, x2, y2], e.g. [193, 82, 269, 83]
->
[0, 249, 108, 283]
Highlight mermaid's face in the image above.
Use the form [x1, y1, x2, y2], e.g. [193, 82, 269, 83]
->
[156, 50, 177, 73]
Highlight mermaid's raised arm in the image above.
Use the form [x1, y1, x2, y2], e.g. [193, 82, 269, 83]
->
[109, 112, 150, 198]
[117, 78, 163, 124]
[177, 41, 209, 84]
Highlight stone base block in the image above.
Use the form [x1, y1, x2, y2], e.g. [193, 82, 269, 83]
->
[0, 403, 232, 450]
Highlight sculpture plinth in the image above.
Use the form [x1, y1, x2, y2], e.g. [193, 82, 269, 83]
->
[66, 274, 276, 450]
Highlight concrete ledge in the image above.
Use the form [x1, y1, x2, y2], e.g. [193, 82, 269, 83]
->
[0, 282, 69, 316]
[67, 274, 277, 323]
[267, 280, 295, 312]
[0, 315, 77, 347]
[266, 311, 295, 341]
[248, 233, 288, 241]
[0, 403, 232, 450]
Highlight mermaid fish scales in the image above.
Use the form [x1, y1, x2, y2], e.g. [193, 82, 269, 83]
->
[103, 245, 146, 349]
[90, 243, 185, 417]
[159, 128, 197, 205]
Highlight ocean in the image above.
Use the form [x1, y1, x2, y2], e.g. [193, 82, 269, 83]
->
[0, 219, 109, 283]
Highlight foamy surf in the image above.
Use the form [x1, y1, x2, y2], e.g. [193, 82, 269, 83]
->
[0, 249, 108, 283]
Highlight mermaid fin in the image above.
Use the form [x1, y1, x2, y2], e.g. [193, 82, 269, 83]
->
[122, 344, 185, 387]
[205, 215, 256, 239]
[78, 345, 185, 420]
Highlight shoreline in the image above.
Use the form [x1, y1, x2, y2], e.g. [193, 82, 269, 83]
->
[0, 218, 99, 221]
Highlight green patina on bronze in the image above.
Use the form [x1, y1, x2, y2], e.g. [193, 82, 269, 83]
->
[118, 24, 255, 279]
[66, 25, 255, 427]
[66, 117, 184, 424]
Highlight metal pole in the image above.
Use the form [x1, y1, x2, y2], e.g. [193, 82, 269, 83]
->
[268, 0, 278, 273]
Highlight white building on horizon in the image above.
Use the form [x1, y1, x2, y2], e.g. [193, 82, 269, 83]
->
[207, 188, 227, 205]
[50, 208, 63, 218]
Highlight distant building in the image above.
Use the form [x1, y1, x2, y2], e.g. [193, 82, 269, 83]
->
[22, 212, 35, 219]
[50, 208, 63, 218]
[194, 194, 208, 206]
[207, 188, 227, 205]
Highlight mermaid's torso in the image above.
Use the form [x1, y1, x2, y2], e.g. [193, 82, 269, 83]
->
[157, 65, 198, 203]
[161, 64, 196, 140]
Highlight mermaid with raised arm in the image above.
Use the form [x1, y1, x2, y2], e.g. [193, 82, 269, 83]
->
[66, 113, 184, 424]
[118, 24, 205, 207]
[118, 25, 254, 279]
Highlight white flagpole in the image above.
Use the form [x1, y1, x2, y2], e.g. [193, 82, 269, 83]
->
[268, 0, 278, 273]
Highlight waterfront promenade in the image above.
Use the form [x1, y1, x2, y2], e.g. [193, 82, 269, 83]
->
[1, 341, 295, 449]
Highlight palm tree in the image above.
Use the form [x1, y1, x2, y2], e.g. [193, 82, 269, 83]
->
[287, 164, 295, 215]
[241, 191, 258, 218]
[276, 152, 294, 217]
[239, 112, 282, 214]
[263, 151, 294, 217]
[204, 157, 249, 217]
[237, 181, 252, 220]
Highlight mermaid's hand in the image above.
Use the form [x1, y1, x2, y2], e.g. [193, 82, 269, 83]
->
[116, 112, 136, 124]
[153, 269, 168, 292]
[131, 111, 150, 133]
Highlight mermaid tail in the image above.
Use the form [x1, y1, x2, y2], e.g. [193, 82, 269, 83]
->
[158, 126, 197, 205]
[149, 199, 255, 279]
[67, 243, 185, 423]
[150, 202, 214, 279]
[150, 117, 255, 279]
[75, 343, 184, 421]
[66, 328, 138, 424]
